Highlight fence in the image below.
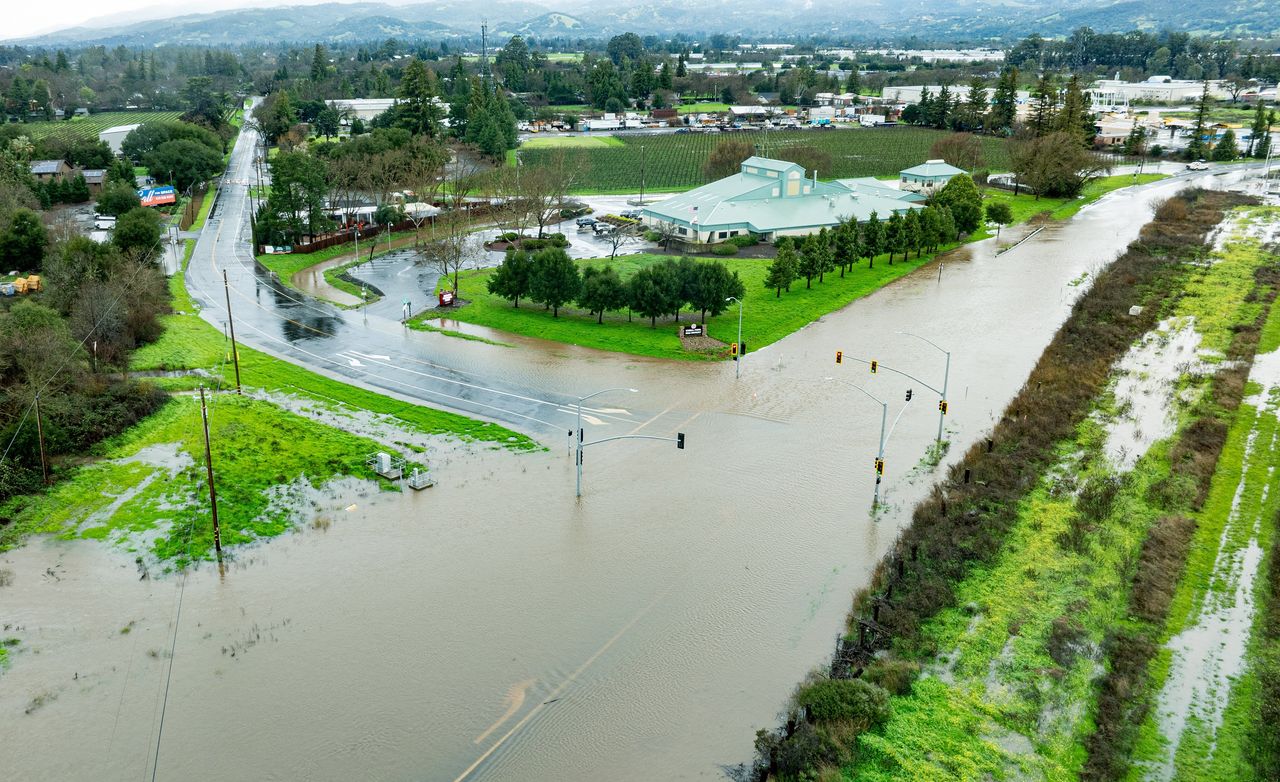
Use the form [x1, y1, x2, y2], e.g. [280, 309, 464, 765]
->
[178, 184, 209, 231]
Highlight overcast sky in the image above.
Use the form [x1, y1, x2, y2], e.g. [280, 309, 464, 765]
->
[6, 0, 433, 39]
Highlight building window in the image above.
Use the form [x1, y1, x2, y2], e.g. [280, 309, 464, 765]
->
[678, 227, 688, 235]
[718, 231, 728, 239]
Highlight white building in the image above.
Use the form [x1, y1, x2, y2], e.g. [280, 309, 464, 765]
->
[98, 123, 141, 155]
[1086, 77, 1231, 110]
[640, 156, 925, 244]
[881, 86, 1031, 105]
[326, 98, 397, 122]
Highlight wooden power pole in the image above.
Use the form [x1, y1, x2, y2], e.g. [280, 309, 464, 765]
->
[198, 387, 223, 558]
[222, 270, 242, 393]
[34, 394, 49, 485]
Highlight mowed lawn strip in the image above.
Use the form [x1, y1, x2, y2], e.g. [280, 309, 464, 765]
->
[417, 250, 939, 361]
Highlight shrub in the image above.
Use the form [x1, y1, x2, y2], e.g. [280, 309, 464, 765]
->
[499, 231, 520, 242]
[796, 678, 891, 727]
[711, 243, 739, 256]
[548, 233, 569, 248]
[861, 659, 920, 696]
[726, 233, 759, 248]
[1130, 516, 1196, 623]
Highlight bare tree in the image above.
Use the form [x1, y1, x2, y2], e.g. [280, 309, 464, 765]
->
[652, 220, 682, 251]
[604, 222, 639, 260]
[422, 214, 482, 293]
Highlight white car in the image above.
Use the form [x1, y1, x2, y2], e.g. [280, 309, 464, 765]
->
[93, 215, 117, 230]
[1186, 159, 1209, 171]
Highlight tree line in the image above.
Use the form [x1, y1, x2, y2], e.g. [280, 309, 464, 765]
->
[487, 249, 746, 327]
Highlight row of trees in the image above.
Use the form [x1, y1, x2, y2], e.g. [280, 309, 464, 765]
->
[487, 249, 745, 326]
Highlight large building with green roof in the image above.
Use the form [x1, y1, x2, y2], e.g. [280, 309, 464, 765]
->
[639, 156, 925, 245]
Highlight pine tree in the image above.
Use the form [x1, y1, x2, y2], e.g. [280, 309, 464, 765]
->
[1054, 74, 1092, 144]
[862, 212, 884, 268]
[1030, 74, 1057, 137]
[1186, 82, 1213, 162]
[765, 241, 799, 297]
[310, 44, 328, 82]
[1212, 129, 1238, 161]
[1247, 100, 1268, 158]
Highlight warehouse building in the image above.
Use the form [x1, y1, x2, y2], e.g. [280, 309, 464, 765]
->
[640, 157, 925, 244]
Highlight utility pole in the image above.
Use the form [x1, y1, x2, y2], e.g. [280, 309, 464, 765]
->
[34, 394, 49, 485]
[199, 387, 223, 559]
[222, 270, 242, 393]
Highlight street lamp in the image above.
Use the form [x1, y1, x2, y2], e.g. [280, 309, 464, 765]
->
[726, 295, 743, 379]
[826, 377, 890, 508]
[897, 331, 951, 444]
[575, 387, 638, 497]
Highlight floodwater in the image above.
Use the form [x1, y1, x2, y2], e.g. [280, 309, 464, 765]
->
[2, 167, 1268, 780]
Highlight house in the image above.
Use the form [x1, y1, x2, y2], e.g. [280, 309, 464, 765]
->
[98, 123, 141, 155]
[899, 159, 966, 194]
[81, 169, 106, 194]
[640, 156, 924, 244]
[30, 159, 73, 182]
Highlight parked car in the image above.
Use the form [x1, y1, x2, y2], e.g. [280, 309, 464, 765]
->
[619, 209, 642, 219]
[93, 215, 116, 230]
[1186, 159, 1209, 171]
[575, 216, 597, 228]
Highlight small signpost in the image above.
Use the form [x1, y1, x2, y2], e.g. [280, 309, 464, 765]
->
[682, 323, 704, 337]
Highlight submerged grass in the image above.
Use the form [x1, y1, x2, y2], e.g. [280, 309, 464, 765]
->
[0, 393, 394, 565]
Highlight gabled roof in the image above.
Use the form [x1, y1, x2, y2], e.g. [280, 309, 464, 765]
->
[81, 169, 106, 182]
[30, 159, 66, 175]
[740, 156, 803, 176]
[900, 159, 966, 178]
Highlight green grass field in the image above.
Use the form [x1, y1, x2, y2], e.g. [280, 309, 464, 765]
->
[518, 127, 1011, 194]
[9, 111, 183, 142]
[983, 173, 1169, 226]
[520, 135, 625, 149]
[414, 248, 944, 360]
[677, 102, 732, 114]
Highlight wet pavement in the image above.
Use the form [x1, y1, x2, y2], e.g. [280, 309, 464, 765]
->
[2, 112, 1277, 782]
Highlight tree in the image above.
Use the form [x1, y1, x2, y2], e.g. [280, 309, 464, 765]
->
[933, 174, 984, 237]
[528, 248, 580, 317]
[814, 228, 836, 281]
[797, 234, 821, 287]
[397, 58, 445, 139]
[1010, 131, 1110, 199]
[1029, 74, 1057, 137]
[862, 211, 884, 268]
[111, 208, 161, 265]
[1247, 100, 1270, 158]
[986, 201, 1013, 237]
[1212, 129, 1238, 161]
[687, 261, 744, 322]
[423, 216, 480, 294]
[903, 210, 923, 259]
[577, 265, 627, 323]
[0, 209, 48, 271]
[255, 92, 299, 145]
[606, 33, 644, 66]
[1054, 74, 1093, 144]
[487, 248, 534, 308]
[928, 133, 986, 172]
[144, 139, 223, 192]
[833, 219, 858, 276]
[628, 264, 678, 326]
[266, 151, 329, 244]
[764, 241, 798, 297]
[313, 106, 341, 140]
[310, 44, 328, 82]
[884, 212, 905, 262]
[1186, 82, 1212, 162]
[1122, 124, 1147, 158]
[703, 138, 754, 181]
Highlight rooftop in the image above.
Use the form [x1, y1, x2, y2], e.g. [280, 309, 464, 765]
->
[30, 159, 66, 175]
[900, 159, 966, 178]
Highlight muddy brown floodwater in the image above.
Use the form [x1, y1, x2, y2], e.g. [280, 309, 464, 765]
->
[0, 169, 1260, 781]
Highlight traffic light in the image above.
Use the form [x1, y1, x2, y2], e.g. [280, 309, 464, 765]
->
[939, 400, 949, 414]
[874, 458, 884, 476]
[835, 350, 843, 364]
[731, 342, 739, 358]
[905, 388, 913, 401]
[870, 360, 878, 374]
[677, 432, 686, 449]
[740, 340, 747, 356]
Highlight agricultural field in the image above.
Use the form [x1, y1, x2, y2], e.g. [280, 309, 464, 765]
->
[520, 135, 624, 149]
[6, 110, 182, 142]
[518, 127, 1011, 194]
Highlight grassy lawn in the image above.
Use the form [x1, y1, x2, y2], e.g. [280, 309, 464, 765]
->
[255, 228, 421, 288]
[982, 173, 1168, 226]
[521, 135, 625, 149]
[187, 185, 218, 231]
[131, 271, 539, 451]
[414, 248, 944, 361]
[677, 102, 731, 114]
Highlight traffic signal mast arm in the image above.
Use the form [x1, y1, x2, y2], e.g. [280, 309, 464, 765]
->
[834, 352, 943, 397]
[581, 433, 686, 449]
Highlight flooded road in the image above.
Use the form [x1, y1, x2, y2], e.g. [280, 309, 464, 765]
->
[2, 122, 1272, 780]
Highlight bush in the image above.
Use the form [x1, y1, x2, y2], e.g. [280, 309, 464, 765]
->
[796, 678, 891, 727]
[548, 233, 569, 248]
[499, 231, 520, 242]
[861, 659, 920, 696]
[711, 243, 739, 256]
[644, 230, 661, 242]
[726, 233, 759, 248]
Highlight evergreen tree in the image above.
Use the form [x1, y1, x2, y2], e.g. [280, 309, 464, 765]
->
[797, 234, 821, 288]
[834, 220, 858, 276]
[310, 44, 328, 82]
[862, 212, 884, 268]
[933, 174, 983, 237]
[1054, 74, 1092, 144]
[397, 57, 445, 138]
[884, 212, 904, 263]
[765, 241, 798, 297]
[528, 248, 580, 317]
[814, 228, 836, 282]
[1212, 129, 1238, 161]
[903, 210, 923, 259]
[1186, 82, 1213, 162]
[577, 265, 627, 323]
[1030, 74, 1057, 137]
[962, 77, 987, 132]
[487, 248, 534, 308]
[1247, 100, 1269, 158]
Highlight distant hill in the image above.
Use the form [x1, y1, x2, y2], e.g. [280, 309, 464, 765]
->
[8, 0, 1278, 47]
